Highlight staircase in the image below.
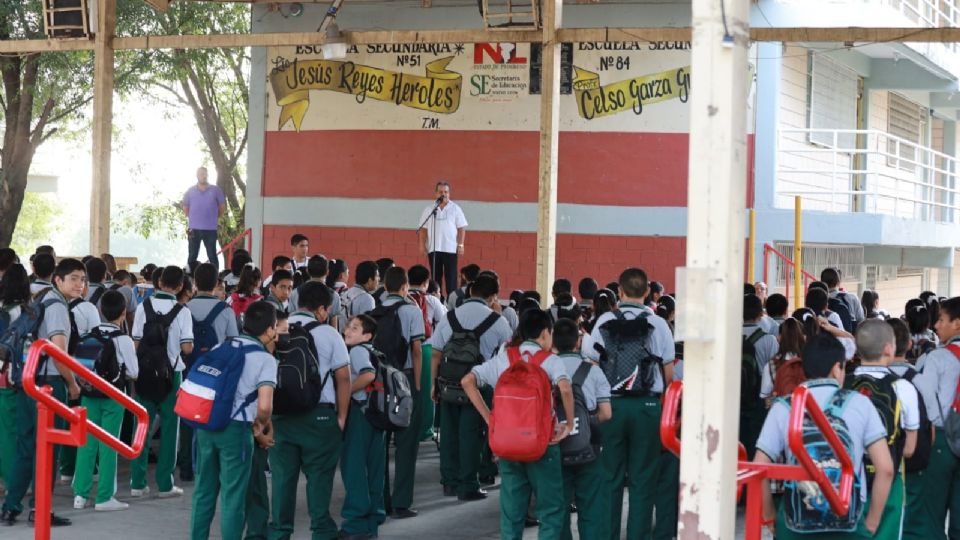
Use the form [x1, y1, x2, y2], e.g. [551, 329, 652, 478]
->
[481, 0, 541, 30]
[41, 0, 90, 39]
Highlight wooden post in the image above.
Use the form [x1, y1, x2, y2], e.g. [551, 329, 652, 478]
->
[677, 0, 750, 537]
[90, 0, 116, 256]
[535, 0, 561, 301]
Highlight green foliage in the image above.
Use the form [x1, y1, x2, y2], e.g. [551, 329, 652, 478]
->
[113, 192, 186, 241]
[10, 192, 63, 255]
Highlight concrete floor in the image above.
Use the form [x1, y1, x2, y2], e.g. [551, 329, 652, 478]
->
[1, 440, 761, 539]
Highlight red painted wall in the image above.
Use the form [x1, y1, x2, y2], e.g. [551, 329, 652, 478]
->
[261, 224, 686, 293]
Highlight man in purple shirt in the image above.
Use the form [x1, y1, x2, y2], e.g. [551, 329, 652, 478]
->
[182, 166, 226, 271]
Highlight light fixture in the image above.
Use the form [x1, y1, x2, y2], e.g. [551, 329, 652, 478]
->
[321, 22, 348, 60]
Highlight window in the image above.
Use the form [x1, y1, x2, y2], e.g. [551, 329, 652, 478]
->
[807, 52, 859, 149]
[886, 92, 924, 171]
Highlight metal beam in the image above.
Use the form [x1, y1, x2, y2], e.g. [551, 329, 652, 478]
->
[6, 26, 960, 54]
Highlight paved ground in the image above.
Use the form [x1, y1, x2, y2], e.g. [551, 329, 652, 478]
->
[1, 439, 761, 539]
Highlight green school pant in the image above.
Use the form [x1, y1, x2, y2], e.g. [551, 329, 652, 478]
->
[601, 396, 662, 540]
[0, 387, 16, 484]
[905, 430, 960, 539]
[387, 370, 422, 510]
[190, 421, 254, 540]
[438, 400, 483, 495]
[72, 396, 124, 503]
[478, 387, 498, 480]
[2, 378, 66, 513]
[340, 401, 386, 536]
[419, 344, 435, 441]
[739, 402, 767, 461]
[653, 450, 680, 540]
[499, 444, 565, 540]
[269, 404, 341, 540]
[58, 396, 82, 477]
[561, 457, 609, 540]
[244, 444, 270, 540]
[131, 372, 182, 493]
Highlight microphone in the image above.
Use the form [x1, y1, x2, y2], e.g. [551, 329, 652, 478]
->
[435, 196, 444, 204]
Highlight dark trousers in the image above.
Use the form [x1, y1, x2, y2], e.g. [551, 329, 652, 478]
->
[188, 229, 219, 271]
[427, 251, 458, 298]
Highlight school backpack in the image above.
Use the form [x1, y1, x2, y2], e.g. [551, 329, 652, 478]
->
[907, 335, 937, 363]
[228, 292, 261, 317]
[741, 329, 765, 409]
[175, 338, 259, 431]
[0, 296, 60, 387]
[273, 321, 329, 415]
[407, 290, 433, 339]
[361, 344, 413, 431]
[185, 302, 229, 370]
[452, 287, 466, 308]
[772, 356, 807, 398]
[557, 362, 600, 466]
[488, 347, 555, 463]
[75, 327, 126, 398]
[437, 311, 500, 405]
[901, 368, 933, 472]
[843, 370, 905, 485]
[596, 311, 661, 396]
[88, 283, 119, 307]
[67, 297, 84, 355]
[134, 298, 184, 403]
[782, 389, 864, 534]
[941, 344, 960, 458]
[828, 293, 856, 334]
[369, 302, 408, 369]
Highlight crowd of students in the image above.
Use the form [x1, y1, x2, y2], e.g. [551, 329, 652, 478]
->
[0, 236, 958, 540]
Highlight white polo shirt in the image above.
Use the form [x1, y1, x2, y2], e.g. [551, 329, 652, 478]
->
[418, 200, 468, 254]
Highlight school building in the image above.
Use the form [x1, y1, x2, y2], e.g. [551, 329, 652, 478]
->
[243, 0, 960, 314]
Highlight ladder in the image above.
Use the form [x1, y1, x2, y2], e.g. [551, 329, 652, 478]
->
[41, 0, 90, 39]
[481, 0, 541, 30]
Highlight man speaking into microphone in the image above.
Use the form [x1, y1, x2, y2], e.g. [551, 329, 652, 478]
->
[417, 181, 467, 297]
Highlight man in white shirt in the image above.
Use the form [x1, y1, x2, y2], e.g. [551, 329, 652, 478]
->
[417, 181, 468, 298]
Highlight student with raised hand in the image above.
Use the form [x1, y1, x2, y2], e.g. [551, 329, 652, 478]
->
[341, 260, 379, 319]
[130, 265, 194, 500]
[1, 258, 85, 527]
[552, 318, 612, 540]
[270, 281, 351, 540]
[339, 314, 384, 540]
[462, 308, 574, 539]
[584, 268, 675, 540]
[845, 319, 919, 537]
[429, 273, 512, 501]
[754, 333, 893, 539]
[189, 301, 277, 540]
[913, 297, 960, 538]
[72, 291, 139, 512]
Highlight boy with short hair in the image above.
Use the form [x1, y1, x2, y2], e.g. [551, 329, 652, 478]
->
[339, 314, 383, 540]
[822, 267, 865, 324]
[270, 281, 351, 539]
[462, 309, 575, 538]
[341, 261, 379, 319]
[190, 301, 277, 540]
[265, 269, 294, 315]
[742, 293, 779, 458]
[764, 293, 789, 335]
[290, 234, 310, 270]
[754, 333, 894, 538]
[72, 290, 139, 512]
[29, 252, 56, 295]
[261, 255, 293, 291]
[289, 255, 342, 329]
[1, 258, 85, 527]
[553, 318, 611, 540]
[446, 264, 480, 310]
[130, 266, 195, 499]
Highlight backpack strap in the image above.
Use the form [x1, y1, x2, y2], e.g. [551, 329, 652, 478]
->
[506, 346, 522, 365]
[230, 343, 262, 422]
[447, 310, 465, 333]
[202, 301, 229, 326]
[302, 320, 323, 333]
[474, 312, 501, 338]
[946, 343, 960, 361]
[159, 303, 185, 328]
[69, 298, 84, 310]
[747, 328, 765, 346]
[89, 286, 106, 306]
[572, 361, 592, 387]
[144, 297, 158, 321]
[528, 350, 553, 368]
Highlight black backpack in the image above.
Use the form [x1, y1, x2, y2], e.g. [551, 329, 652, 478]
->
[436, 311, 500, 404]
[595, 311, 661, 396]
[741, 329, 765, 409]
[828, 293, 856, 333]
[843, 370, 906, 485]
[67, 297, 85, 355]
[369, 302, 409, 370]
[901, 368, 932, 472]
[362, 345, 413, 431]
[274, 321, 329, 415]
[89, 285, 108, 307]
[557, 362, 600, 466]
[134, 298, 184, 403]
[75, 327, 126, 398]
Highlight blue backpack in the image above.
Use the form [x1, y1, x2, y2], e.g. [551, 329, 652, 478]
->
[0, 296, 61, 387]
[184, 302, 229, 370]
[174, 338, 258, 431]
[782, 389, 863, 534]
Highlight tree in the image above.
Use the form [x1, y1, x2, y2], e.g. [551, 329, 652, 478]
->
[10, 191, 63, 255]
[123, 2, 250, 243]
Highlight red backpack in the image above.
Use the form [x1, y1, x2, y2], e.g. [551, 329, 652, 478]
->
[489, 347, 555, 462]
[229, 292, 262, 317]
[407, 290, 432, 339]
[772, 356, 806, 398]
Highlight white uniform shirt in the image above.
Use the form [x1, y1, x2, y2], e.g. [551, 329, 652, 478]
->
[418, 200, 468, 254]
[132, 293, 195, 372]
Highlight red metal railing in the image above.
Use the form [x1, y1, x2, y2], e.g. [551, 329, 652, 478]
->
[762, 243, 816, 304]
[22, 339, 150, 540]
[217, 227, 253, 266]
[660, 381, 853, 540]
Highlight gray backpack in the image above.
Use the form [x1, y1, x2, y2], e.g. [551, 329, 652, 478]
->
[362, 345, 413, 432]
[557, 362, 600, 466]
[941, 344, 960, 457]
[596, 311, 662, 396]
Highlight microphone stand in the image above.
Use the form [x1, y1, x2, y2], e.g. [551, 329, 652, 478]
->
[417, 198, 443, 294]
